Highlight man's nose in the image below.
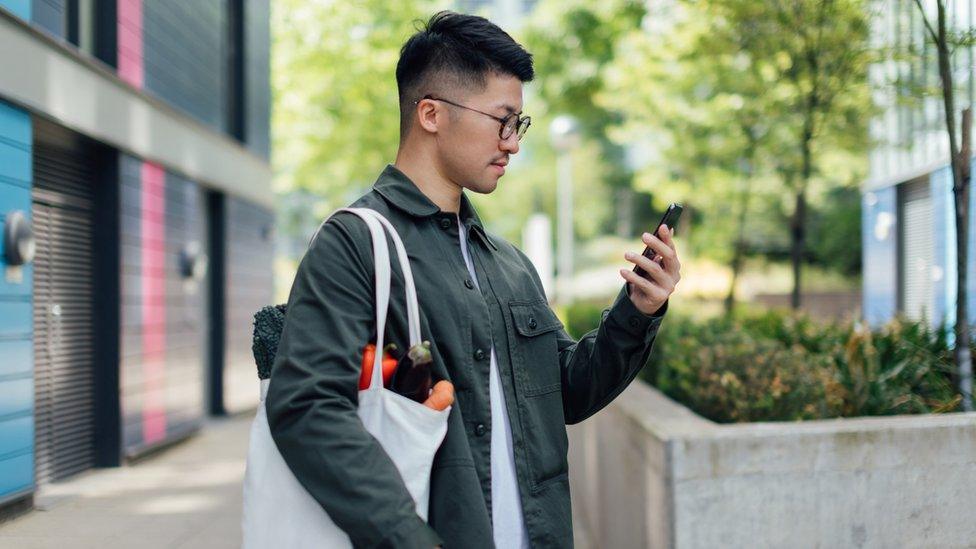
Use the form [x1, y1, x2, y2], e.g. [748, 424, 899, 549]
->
[500, 132, 520, 154]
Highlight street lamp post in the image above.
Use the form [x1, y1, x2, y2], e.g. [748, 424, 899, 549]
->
[549, 115, 580, 305]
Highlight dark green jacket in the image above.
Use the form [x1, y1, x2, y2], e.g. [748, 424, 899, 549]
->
[266, 165, 665, 548]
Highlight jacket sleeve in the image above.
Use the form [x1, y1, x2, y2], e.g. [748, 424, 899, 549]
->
[513, 248, 666, 424]
[557, 284, 666, 424]
[265, 215, 442, 549]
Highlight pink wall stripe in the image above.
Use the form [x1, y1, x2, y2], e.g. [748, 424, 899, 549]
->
[141, 161, 166, 444]
[117, 0, 144, 88]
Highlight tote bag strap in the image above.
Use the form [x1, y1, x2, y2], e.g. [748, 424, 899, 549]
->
[329, 208, 391, 390]
[357, 210, 421, 349]
[314, 208, 420, 390]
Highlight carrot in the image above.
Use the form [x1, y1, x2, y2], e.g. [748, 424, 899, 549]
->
[359, 344, 398, 390]
[423, 380, 455, 411]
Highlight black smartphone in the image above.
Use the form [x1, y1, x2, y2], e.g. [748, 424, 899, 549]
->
[633, 203, 683, 278]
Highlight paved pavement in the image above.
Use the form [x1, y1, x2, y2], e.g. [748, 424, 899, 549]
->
[0, 413, 593, 548]
[0, 415, 251, 549]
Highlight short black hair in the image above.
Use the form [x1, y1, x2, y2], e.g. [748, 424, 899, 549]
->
[396, 11, 534, 138]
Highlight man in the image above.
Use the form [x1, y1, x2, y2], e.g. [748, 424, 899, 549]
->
[266, 11, 681, 549]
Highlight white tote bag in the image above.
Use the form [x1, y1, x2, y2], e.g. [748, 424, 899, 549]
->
[241, 208, 450, 549]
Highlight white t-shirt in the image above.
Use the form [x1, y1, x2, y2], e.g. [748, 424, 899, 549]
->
[457, 216, 529, 549]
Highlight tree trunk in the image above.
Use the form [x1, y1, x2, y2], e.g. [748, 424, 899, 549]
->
[953, 178, 973, 411]
[954, 108, 973, 411]
[790, 188, 806, 310]
[791, 108, 815, 311]
[724, 239, 745, 315]
[926, 0, 975, 411]
[726, 151, 756, 315]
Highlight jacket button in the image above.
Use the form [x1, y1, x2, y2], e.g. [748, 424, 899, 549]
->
[527, 317, 538, 329]
[475, 423, 488, 437]
[439, 218, 452, 229]
[474, 349, 486, 361]
[464, 279, 475, 289]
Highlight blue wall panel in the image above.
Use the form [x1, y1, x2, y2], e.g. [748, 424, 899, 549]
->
[0, 453, 32, 501]
[0, 0, 30, 20]
[970, 165, 976, 325]
[0, 340, 31, 378]
[0, 416, 32, 459]
[0, 100, 34, 503]
[0, 378, 32, 419]
[862, 186, 898, 327]
[930, 167, 955, 330]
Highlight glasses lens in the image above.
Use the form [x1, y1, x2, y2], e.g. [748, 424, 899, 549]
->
[501, 116, 518, 140]
[517, 117, 531, 140]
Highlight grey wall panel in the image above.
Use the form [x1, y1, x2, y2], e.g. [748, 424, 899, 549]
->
[222, 197, 273, 413]
[118, 154, 142, 452]
[161, 171, 206, 438]
[31, 0, 65, 38]
[142, 0, 226, 132]
[118, 154, 208, 456]
[244, 0, 270, 159]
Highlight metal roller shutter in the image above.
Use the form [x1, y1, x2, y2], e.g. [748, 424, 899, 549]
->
[31, 120, 97, 484]
[901, 179, 934, 323]
[222, 197, 274, 413]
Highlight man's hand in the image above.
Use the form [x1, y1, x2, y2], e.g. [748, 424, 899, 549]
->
[620, 224, 681, 316]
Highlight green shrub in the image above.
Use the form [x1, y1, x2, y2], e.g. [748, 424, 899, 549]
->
[564, 300, 609, 339]
[560, 301, 970, 423]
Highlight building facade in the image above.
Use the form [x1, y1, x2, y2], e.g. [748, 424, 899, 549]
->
[0, 0, 273, 512]
[864, 0, 976, 330]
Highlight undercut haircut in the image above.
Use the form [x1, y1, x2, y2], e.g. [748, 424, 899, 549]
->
[396, 11, 535, 139]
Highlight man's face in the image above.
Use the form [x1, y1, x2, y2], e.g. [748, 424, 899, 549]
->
[436, 73, 524, 195]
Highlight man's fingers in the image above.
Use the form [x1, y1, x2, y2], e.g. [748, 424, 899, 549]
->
[620, 269, 669, 301]
[648, 229, 681, 279]
[624, 253, 674, 290]
[642, 232, 677, 262]
[658, 225, 677, 252]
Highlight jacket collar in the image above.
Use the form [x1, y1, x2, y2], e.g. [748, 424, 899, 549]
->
[373, 164, 498, 251]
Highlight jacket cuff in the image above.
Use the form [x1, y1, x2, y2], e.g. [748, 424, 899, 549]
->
[372, 516, 442, 549]
[605, 284, 666, 338]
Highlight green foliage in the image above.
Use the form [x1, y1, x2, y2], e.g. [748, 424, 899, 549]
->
[563, 300, 607, 339]
[602, 0, 872, 275]
[579, 306, 967, 423]
[272, 0, 445, 205]
[476, 0, 651, 243]
[807, 185, 863, 277]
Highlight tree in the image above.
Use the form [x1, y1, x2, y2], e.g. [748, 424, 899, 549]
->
[272, 0, 442, 207]
[908, 0, 973, 411]
[710, 0, 873, 310]
[602, 0, 870, 311]
[514, 0, 648, 239]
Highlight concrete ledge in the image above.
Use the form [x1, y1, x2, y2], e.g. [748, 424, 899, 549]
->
[568, 381, 976, 548]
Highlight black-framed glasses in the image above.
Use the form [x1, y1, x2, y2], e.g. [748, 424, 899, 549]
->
[416, 95, 531, 141]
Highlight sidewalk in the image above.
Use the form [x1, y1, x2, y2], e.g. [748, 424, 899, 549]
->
[0, 415, 251, 549]
[0, 413, 594, 548]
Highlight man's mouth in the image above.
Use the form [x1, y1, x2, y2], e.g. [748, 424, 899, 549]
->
[491, 159, 508, 175]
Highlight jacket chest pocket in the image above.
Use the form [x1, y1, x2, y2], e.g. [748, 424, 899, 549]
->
[508, 298, 569, 487]
[508, 299, 563, 397]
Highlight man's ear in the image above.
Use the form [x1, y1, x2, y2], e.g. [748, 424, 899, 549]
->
[416, 98, 441, 135]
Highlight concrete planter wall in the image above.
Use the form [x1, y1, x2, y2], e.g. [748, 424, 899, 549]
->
[568, 381, 976, 548]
